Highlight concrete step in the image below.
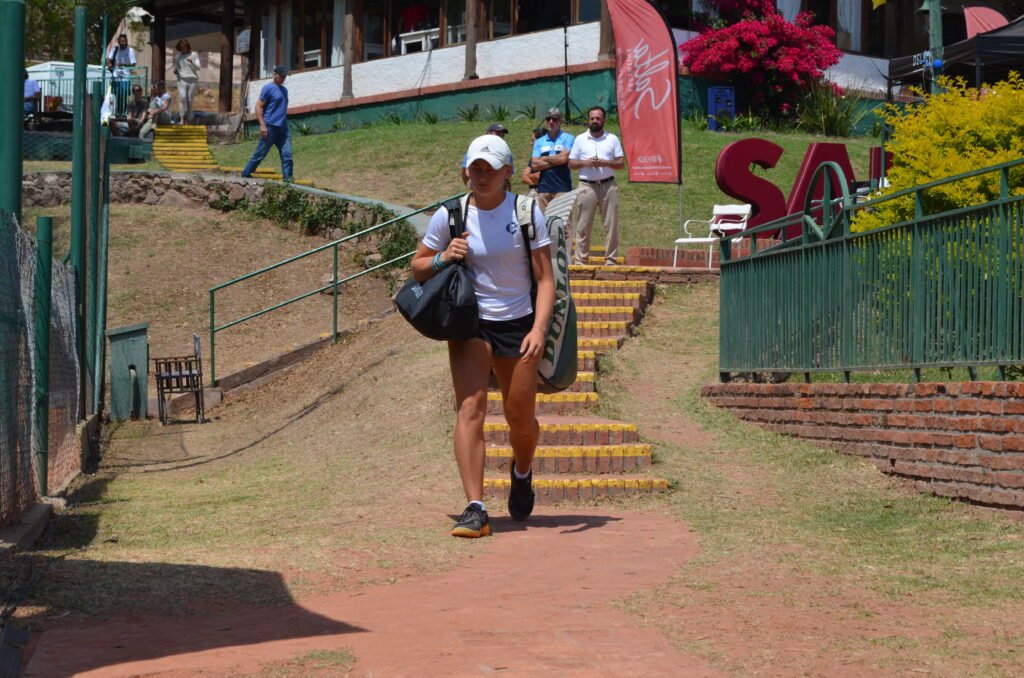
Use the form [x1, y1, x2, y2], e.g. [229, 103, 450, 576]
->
[484, 475, 669, 503]
[486, 444, 652, 473]
[578, 337, 624, 352]
[484, 415, 638, 446]
[570, 279, 654, 301]
[572, 292, 647, 310]
[577, 351, 598, 372]
[569, 264, 666, 276]
[575, 306, 641, 324]
[586, 256, 626, 265]
[489, 371, 595, 394]
[577, 321, 630, 338]
[487, 391, 598, 416]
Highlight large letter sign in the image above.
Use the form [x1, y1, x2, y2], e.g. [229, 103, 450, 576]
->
[716, 139, 877, 238]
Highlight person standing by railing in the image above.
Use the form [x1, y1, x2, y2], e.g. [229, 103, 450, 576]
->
[23, 70, 41, 114]
[107, 34, 137, 115]
[173, 39, 201, 125]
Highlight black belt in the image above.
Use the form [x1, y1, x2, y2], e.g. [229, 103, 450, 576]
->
[580, 176, 615, 185]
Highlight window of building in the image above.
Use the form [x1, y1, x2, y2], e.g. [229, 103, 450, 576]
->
[577, 0, 601, 22]
[363, 0, 387, 60]
[487, 0, 513, 38]
[446, 0, 467, 45]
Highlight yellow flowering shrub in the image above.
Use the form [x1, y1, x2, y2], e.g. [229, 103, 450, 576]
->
[852, 73, 1024, 233]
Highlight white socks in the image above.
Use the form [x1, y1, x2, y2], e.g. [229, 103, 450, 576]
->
[469, 500, 486, 511]
[513, 465, 531, 480]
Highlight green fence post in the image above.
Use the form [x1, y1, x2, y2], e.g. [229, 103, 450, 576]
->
[209, 290, 216, 386]
[332, 244, 339, 342]
[33, 216, 53, 496]
[0, 0, 26, 222]
[86, 81, 102, 414]
[93, 128, 111, 415]
[71, 3, 88, 418]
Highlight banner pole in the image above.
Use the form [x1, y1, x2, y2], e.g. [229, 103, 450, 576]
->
[678, 183, 683, 231]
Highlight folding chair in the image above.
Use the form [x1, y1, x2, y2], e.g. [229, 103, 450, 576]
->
[673, 204, 751, 268]
[153, 333, 205, 425]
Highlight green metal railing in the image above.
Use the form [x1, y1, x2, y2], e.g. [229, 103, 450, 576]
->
[31, 68, 148, 116]
[719, 158, 1024, 381]
[209, 193, 461, 385]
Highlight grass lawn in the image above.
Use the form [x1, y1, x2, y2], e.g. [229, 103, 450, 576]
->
[211, 120, 880, 250]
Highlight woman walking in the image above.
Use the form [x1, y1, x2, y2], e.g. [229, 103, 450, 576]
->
[411, 135, 555, 538]
[173, 39, 201, 125]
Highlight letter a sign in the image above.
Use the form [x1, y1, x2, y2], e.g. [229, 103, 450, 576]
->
[607, 0, 681, 184]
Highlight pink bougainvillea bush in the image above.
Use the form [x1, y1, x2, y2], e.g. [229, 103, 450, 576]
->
[680, 0, 843, 119]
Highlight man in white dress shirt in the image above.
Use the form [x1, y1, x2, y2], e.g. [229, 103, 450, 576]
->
[568, 106, 626, 266]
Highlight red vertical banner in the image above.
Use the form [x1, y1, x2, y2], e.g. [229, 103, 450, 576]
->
[607, 0, 681, 184]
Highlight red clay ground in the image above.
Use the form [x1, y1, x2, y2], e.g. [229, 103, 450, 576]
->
[26, 510, 716, 677]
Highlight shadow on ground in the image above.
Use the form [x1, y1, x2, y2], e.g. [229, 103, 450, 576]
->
[20, 558, 362, 677]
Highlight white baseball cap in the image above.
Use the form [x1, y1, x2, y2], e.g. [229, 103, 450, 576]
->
[465, 134, 513, 169]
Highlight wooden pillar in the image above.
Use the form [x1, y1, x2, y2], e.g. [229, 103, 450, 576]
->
[219, 0, 235, 112]
[598, 0, 613, 61]
[464, 0, 478, 79]
[151, 12, 166, 84]
[342, 0, 354, 97]
[247, 1, 260, 80]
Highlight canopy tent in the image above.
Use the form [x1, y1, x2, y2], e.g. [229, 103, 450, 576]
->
[888, 14, 1024, 91]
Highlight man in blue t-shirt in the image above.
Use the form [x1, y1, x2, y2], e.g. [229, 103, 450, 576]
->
[530, 107, 574, 213]
[242, 65, 293, 181]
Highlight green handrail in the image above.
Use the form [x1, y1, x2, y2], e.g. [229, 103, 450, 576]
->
[718, 157, 1024, 381]
[208, 192, 463, 385]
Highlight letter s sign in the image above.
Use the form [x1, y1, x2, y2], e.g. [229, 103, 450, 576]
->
[715, 139, 787, 236]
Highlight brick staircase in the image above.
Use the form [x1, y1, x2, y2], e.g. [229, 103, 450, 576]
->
[152, 125, 312, 184]
[484, 248, 669, 502]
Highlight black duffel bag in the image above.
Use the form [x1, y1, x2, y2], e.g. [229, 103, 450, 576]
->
[395, 196, 479, 341]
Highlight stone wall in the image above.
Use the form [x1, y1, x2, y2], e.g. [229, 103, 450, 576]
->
[702, 381, 1024, 510]
[23, 172, 269, 211]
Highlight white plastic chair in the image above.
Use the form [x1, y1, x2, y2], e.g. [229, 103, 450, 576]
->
[673, 204, 751, 268]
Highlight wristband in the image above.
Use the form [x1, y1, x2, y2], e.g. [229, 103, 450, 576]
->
[432, 252, 447, 272]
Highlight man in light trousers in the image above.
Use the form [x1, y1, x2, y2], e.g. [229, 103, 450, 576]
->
[568, 106, 625, 265]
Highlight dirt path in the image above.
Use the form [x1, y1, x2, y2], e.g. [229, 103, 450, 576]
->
[27, 509, 718, 677]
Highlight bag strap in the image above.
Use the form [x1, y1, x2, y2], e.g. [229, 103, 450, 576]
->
[516, 194, 537, 241]
[518, 195, 537, 288]
[442, 194, 469, 242]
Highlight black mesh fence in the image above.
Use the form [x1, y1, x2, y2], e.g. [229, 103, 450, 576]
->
[0, 212, 37, 526]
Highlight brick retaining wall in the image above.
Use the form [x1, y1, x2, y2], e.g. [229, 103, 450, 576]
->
[701, 381, 1024, 509]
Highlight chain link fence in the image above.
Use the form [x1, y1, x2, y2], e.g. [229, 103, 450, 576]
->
[0, 212, 37, 526]
[1, 211, 81, 528]
[16, 221, 82, 498]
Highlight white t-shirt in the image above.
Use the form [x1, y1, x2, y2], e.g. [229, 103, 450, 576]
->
[107, 45, 137, 78]
[569, 130, 625, 182]
[422, 193, 550, 321]
[108, 45, 137, 66]
[174, 51, 202, 81]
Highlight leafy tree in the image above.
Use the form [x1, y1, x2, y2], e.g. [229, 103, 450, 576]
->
[25, 1, 135, 63]
[679, 0, 842, 119]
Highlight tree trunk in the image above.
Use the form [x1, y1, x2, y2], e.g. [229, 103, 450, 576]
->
[219, 0, 234, 112]
[464, 0, 478, 80]
[343, 1, 354, 97]
[598, 0, 613, 61]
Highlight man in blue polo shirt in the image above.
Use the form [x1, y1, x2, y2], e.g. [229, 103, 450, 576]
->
[530, 107, 574, 213]
[242, 65, 293, 181]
